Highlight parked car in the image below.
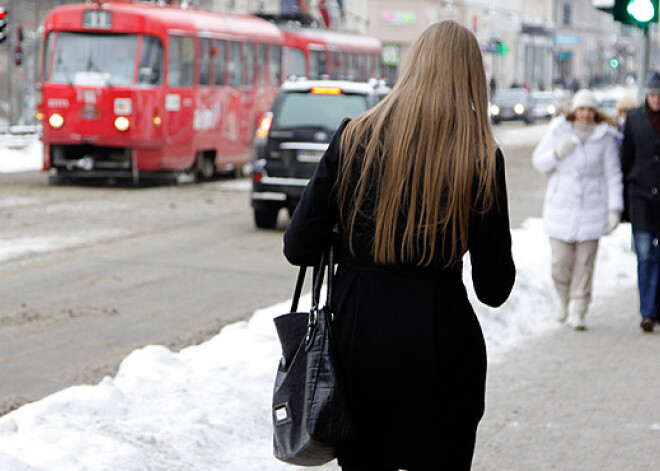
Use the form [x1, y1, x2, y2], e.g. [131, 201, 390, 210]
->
[250, 79, 389, 229]
[490, 88, 535, 124]
[531, 91, 560, 120]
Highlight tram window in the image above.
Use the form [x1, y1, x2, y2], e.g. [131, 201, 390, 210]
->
[333, 51, 346, 79]
[370, 54, 379, 78]
[288, 48, 306, 78]
[318, 51, 327, 77]
[245, 43, 254, 86]
[214, 40, 226, 86]
[270, 45, 282, 85]
[229, 41, 242, 87]
[199, 38, 212, 86]
[44, 32, 55, 82]
[138, 35, 163, 85]
[257, 43, 267, 81]
[330, 51, 340, 79]
[50, 32, 138, 85]
[357, 54, 366, 80]
[348, 53, 357, 79]
[309, 51, 318, 79]
[309, 51, 327, 79]
[168, 36, 195, 87]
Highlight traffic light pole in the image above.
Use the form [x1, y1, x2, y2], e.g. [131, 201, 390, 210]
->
[637, 26, 650, 103]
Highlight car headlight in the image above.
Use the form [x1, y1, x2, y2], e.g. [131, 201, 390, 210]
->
[114, 116, 130, 132]
[514, 104, 525, 115]
[48, 113, 64, 129]
[547, 104, 556, 115]
[489, 104, 500, 116]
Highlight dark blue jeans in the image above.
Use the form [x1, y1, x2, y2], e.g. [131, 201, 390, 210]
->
[634, 232, 660, 319]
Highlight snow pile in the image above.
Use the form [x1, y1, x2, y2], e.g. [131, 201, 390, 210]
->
[0, 141, 42, 173]
[0, 220, 636, 470]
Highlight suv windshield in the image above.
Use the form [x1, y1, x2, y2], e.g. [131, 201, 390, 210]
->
[274, 91, 368, 130]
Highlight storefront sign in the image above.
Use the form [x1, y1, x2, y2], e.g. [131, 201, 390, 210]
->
[382, 11, 416, 26]
[555, 34, 581, 44]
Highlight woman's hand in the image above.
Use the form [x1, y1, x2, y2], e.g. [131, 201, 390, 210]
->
[607, 209, 622, 233]
[555, 138, 576, 160]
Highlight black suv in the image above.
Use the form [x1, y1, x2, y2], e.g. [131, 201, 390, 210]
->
[250, 79, 388, 228]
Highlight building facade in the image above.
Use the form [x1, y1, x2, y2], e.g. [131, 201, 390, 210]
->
[364, 0, 637, 90]
[1, 0, 656, 127]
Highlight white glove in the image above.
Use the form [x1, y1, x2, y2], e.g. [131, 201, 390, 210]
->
[555, 138, 576, 160]
[608, 210, 621, 233]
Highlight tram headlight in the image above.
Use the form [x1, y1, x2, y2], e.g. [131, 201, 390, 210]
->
[114, 116, 130, 132]
[48, 113, 64, 129]
[153, 107, 162, 126]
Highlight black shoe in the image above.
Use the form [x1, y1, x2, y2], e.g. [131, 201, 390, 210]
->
[640, 317, 655, 333]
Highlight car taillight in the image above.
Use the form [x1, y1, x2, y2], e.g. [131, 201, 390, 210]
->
[256, 112, 273, 139]
[311, 87, 342, 95]
[252, 171, 263, 182]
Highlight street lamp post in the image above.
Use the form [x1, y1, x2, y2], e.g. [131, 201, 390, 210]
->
[637, 26, 650, 102]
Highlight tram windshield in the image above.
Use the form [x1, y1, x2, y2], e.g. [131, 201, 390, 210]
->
[48, 33, 163, 86]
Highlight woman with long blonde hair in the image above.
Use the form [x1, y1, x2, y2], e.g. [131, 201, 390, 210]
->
[284, 20, 515, 470]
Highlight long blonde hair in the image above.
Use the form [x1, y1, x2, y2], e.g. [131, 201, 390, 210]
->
[337, 20, 497, 267]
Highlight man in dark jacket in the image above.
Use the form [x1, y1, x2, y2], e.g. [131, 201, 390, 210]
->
[620, 71, 660, 332]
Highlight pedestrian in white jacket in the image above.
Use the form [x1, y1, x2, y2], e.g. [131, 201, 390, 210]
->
[532, 89, 624, 330]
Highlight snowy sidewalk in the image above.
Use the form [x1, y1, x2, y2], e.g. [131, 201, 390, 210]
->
[473, 281, 660, 471]
[0, 221, 648, 470]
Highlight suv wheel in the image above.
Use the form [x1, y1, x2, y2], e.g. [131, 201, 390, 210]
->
[254, 208, 279, 229]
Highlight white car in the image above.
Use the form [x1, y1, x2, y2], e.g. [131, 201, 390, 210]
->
[531, 91, 560, 120]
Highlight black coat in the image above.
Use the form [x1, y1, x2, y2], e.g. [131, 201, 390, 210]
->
[283, 121, 516, 469]
[620, 105, 660, 232]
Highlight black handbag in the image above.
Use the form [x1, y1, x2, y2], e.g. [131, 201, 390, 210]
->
[272, 246, 354, 465]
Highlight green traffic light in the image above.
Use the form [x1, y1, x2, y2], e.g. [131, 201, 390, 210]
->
[610, 58, 620, 68]
[627, 0, 655, 22]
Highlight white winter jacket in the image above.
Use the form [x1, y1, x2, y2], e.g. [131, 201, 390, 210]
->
[532, 115, 623, 242]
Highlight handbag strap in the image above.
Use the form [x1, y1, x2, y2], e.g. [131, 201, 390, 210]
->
[291, 227, 336, 314]
[311, 245, 334, 314]
[289, 266, 307, 313]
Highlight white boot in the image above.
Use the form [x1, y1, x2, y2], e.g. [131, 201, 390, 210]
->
[569, 298, 588, 331]
[556, 301, 569, 323]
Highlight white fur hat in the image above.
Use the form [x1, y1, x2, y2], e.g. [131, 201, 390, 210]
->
[571, 89, 598, 112]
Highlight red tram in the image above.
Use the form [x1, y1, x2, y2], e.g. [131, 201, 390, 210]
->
[41, 0, 285, 182]
[39, 0, 383, 183]
[281, 27, 382, 81]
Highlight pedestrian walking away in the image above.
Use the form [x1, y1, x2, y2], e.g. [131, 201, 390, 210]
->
[620, 71, 660, 333]
[615, 95, 637, 147]
[532, 89, 623, 331]
[283, 20, 515, 470]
